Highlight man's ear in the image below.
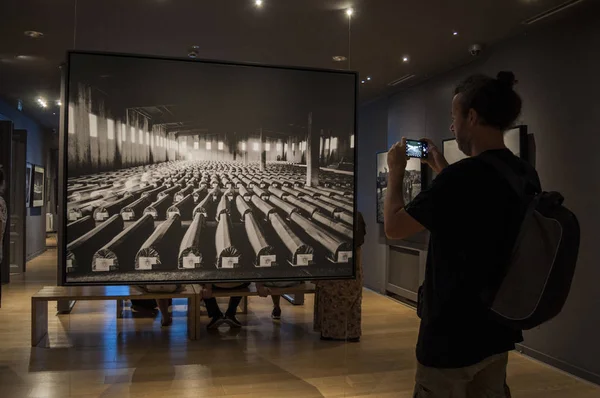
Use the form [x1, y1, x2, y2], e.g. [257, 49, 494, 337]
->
[468, 108, 479, 126]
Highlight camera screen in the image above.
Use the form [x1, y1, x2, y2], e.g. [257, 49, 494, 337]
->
[406, 140, 427, 158]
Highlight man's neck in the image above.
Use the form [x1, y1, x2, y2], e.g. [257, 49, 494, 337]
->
[469, 127, 506, 156]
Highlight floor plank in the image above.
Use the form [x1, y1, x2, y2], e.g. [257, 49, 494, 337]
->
[0, 247, 597, 397]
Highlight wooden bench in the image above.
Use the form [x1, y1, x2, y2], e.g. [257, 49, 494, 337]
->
[32, 285, 198, 348]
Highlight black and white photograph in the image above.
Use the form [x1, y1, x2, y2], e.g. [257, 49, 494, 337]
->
[32, 165, 45, 208]
[376, 152, 388, 223]
[25, 163, 33, 208]
[63, 52, 357, 285]
[375, 151, 422, 224]
[442, 138, 468, 165]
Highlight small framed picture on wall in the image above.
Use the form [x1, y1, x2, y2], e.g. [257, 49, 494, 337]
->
[32, 165, 45, 208]
[25, 163, 33, 207]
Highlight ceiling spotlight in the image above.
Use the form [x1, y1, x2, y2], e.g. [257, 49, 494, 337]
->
[346, 8, 354, 17]
[56, 100, 62, 106]
[361, 80, 365, 84]
[367, 76, 371, 81]
[332, 55, 347, 62]
[255, 0, 263, 6]
[402, 56, 410, 63]
[53, 113, 56, 115]
[188, 45, 199, 59]
[453, 31, 459, 36]
[24, 30, 44, 39]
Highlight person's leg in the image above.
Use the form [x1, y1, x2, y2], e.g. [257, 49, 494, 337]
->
[271, 295, 281, 319]
[223, 296, 243, 327]
[204, 298, 222, 318]
[413, 361, 469, 398]
[466, 352, 511, 398]
[156, 299, 172, 327]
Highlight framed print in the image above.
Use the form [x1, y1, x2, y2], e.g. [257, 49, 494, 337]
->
[442, 125, 528, 164]
[32, 165, 45, 208]
[60, 51, 358, 285]
[25, 163, 33, 207]
[376, 150, 423, 224]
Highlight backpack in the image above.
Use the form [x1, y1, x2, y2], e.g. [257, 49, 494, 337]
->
[479, 153, 580, 330]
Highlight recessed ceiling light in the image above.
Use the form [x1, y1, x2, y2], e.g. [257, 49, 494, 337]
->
[346, 8, 354, 17]
[402, 56, 410, 63]
[453, 31, 459, 36]
[56, 100, 62, 106]
[332, 55, 347, 62]
[367, 76, 371, 81]
[37, 98, 47, 108]
[255, 0, 263, 6]
[53, 113, 56, 115]
[24, 30, 44, 39]
[361, 80, 365, 84]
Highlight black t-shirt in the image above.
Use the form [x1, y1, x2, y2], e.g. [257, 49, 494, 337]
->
[405, 149, 541, 368]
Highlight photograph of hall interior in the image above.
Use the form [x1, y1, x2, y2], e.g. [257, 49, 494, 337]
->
[1, 0, 600, 397]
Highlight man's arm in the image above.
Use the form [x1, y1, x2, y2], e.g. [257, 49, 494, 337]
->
[384, 140, 425, 239]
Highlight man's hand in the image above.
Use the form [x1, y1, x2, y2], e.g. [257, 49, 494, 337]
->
[421, 138, 449, 174]
[256, 283, 270, 298]
[387, 137, 409, 173]
[200, 284, 213, 299]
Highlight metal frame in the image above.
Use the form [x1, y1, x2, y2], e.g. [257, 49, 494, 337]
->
[59, 50, 359, 286]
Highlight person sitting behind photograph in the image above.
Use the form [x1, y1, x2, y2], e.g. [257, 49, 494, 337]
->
[314, 212, 366, 342]
[256, 281, 304, 320]
[201, 282, 250, 329]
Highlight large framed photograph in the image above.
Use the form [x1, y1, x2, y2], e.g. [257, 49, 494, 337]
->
[442, 125, 528, 165]
[32, 165, 45, 207]
[376, 151, 423, 224]
[61, 51, 357, 285]
[26, 163, 33, 207]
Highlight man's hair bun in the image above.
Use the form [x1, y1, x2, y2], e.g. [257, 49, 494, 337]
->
[497, 71, 517, 89]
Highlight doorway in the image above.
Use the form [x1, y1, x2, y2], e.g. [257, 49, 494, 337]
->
[10, 130, 27, 274]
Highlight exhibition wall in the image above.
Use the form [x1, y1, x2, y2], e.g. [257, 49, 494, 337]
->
[358, 7, 600, 382]
[356, 100, 387, 292]
[0, 98, 50, 260]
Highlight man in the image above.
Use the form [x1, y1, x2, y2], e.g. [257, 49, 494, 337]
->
[384, 72, 540, 397]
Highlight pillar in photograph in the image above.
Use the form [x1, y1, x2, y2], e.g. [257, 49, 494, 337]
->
[260, 128, 266, 171]
[306, 112, 319, 187]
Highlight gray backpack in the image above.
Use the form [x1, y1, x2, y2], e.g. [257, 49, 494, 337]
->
[480, 154, 580, 330]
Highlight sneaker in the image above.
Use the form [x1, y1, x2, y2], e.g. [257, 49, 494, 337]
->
[224, 314, 242, 328]
[271, 307, 281, 320]
[207, 314, 225, 329]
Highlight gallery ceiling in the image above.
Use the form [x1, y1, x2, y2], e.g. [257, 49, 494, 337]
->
[0, 0, 595, 130]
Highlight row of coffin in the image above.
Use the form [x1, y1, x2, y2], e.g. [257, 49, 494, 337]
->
[68, 161, 353, 193]
[66, 162, 355, 274]
[67, 162, 353, 224]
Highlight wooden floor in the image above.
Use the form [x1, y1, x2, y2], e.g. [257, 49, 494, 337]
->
[0, 248, 598, 397]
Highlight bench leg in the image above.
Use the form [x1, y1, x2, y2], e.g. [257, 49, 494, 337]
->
[31, 299, 48, 347]
[187, 297, 197, 340]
